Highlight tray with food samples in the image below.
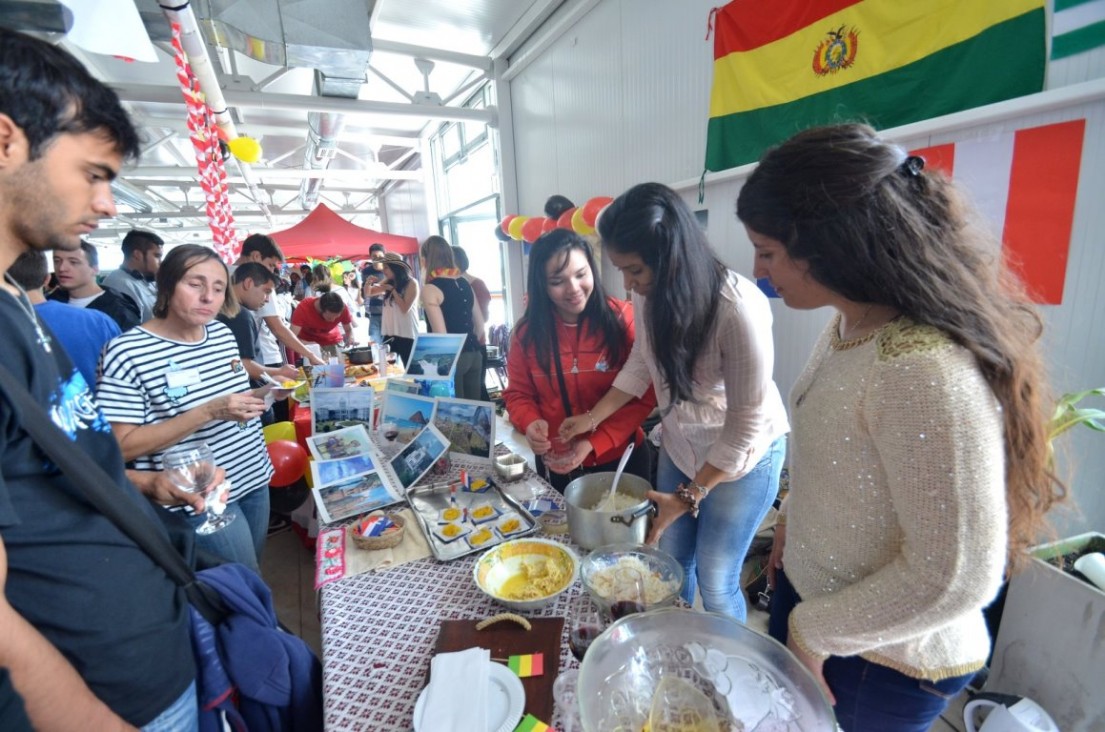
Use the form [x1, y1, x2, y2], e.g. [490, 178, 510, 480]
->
[405, 477, 540, 561]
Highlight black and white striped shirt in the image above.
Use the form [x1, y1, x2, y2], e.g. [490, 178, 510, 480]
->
[97, 321, 274, 510]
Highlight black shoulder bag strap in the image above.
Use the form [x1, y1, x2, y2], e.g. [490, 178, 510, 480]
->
[0, 364, 227, 624]
[548, 321, 577, 420]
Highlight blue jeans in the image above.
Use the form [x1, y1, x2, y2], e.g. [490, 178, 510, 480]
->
[770, 569, 973, 732]
[141, 680, 198, 732]
[656, 436, 786, 621]
[188, 486, 269, 573]
[368, 313, 382, 345]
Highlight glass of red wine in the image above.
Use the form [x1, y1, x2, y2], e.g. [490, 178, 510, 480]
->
[567, 592, 604, 662]
[608, 566, 648, 620]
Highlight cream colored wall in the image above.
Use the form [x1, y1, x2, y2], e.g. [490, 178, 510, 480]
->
[504, 0, 1105, 536]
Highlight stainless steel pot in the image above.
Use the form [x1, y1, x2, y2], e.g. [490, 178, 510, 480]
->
[564, 472, 655, 550]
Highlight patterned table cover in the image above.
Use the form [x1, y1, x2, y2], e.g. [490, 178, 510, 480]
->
[321, 455, 578, 731]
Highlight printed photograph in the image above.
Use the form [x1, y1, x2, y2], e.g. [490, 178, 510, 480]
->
[311, 387, 375, 435]
[389, 423, 450, 490]
[380, 392, 437, 444]
[311, 454, 377, 487]
[305, 424, 373, 461]
[312, 471, 401, 524]
[405, 333, 466, 379]
[433, 397, 495, 461]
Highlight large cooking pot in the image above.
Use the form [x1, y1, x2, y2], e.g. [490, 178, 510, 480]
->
[564, 472, 655, 550]
[345, 346, 375, 365]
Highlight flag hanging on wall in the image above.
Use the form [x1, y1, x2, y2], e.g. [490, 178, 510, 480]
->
[705, 0, 1046, 172]
[1052, 0, 1105, 59]
[912, 119, 1086, 305]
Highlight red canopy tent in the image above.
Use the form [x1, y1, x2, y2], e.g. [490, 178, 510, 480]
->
[268, 203, 419, 261]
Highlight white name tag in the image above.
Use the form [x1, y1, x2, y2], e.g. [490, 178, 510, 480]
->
[165, 368, 201, 388]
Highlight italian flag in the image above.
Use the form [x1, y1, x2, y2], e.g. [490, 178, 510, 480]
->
[706, 0, 1046, 171]
[912, 119, 1085, 305]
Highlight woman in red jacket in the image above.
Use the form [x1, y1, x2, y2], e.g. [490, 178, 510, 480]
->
[504, 229, 655, 492]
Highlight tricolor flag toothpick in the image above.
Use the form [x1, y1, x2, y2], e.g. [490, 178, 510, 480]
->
[513, 713, 554, 732]
[507, 652, 544, 678]
[461, 469, 471, 491]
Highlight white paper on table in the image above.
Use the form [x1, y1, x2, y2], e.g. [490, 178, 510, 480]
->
[416, 647, 489, 732]
[59, 0, 158, 62]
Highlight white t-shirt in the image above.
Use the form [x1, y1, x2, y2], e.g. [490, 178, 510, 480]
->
[95, 321, 274, 509]
[382, 280, 421, 340]
[253, 297, 285, 365]
[68, 293, 100, 308]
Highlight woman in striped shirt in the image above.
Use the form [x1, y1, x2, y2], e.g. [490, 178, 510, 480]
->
[97, 245, 274, 571]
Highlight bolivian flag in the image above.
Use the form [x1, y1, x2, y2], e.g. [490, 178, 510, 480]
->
[705, 0, 1046, 171]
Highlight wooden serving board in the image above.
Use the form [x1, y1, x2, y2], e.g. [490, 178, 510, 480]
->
[432, 617, 565, 724]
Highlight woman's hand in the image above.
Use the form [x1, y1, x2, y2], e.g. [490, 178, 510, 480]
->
[767, 523, 786, 589]
[644, 489, 691, 545]
[787, 635, 835, 705]
[547, 439, 593, 474]
[206, 393, 267, 423]
[524, 420, 551, 455]
[130, 466, 226, 513]
[558, 415, 590, 441]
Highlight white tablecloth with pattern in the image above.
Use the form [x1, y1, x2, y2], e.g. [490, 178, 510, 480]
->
[320, 456, 577, 731]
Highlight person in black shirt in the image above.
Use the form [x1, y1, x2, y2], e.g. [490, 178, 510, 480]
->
[218, 261, 298, 388]
[49, 240, 141, 331]
[0, 27, 199, 729]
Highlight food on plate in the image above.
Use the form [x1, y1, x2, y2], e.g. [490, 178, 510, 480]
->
[433, 522, 470, 543]
[439, 506, 462, 523]
[344, 364, 378, 379]
[496, 516, 524, 536]
[469, 503, 499, 524]
[468, 528, 495, 548]
[498, 556, 571, 600]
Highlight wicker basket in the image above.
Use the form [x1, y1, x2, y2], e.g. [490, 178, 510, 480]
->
[351, 512, 406, 550]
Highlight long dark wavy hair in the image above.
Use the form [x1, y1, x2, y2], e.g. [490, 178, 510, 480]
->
[736, 123, 1063, 568]
[517, 229, 628, 378]
[598, 183, 726, 404]
[383, 261, 413, 303]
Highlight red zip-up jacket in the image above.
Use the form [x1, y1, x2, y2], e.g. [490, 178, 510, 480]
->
[504, 298, 656, 465]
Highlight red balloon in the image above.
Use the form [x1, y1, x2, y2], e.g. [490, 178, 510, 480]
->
[541, 217, 559, 234]
[521, 216, 547, 243]
[581, 196, 614, 227]
[500, 215, 517, 236]
[556, 207, 577, 229]
[267, 439, 308, 488]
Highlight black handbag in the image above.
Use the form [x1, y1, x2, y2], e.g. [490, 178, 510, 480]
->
[0, 364, 226, 624]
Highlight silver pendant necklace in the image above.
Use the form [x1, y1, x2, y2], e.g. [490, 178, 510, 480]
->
[4, 273, 52, 353]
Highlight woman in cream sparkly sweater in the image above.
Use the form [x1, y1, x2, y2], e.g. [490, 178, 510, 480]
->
[736, 124, 1064, 732]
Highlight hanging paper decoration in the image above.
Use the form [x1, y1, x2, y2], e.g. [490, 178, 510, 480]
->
[171, 22, 237, 261]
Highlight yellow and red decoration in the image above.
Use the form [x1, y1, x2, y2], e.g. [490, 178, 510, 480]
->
[499, 195, 615, 244]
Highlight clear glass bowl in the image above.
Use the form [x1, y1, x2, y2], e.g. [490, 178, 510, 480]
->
[579, 543, 684, 620]
[578, 607, 837, 731]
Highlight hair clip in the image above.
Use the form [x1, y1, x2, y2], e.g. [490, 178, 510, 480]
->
[901, 155, 925, 177]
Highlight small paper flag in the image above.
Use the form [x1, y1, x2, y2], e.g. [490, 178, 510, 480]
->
[461, 469, 471, 490]
[507, 652, 544, 678]
[513, 713, 552, 732]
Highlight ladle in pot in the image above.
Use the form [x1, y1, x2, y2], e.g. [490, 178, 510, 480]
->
[602, 442, 635, 510]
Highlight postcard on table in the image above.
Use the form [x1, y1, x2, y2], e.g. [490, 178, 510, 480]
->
[311, 468, 403, 524]
[305, 424, 375, 461]
[380, 392, 437, 445]
[309, 453, 378, 488]
[433, 397, 496, 462]
[310, 387, 375, 435]
[404, 332, 466, 380]
[380, 422, 451, 491]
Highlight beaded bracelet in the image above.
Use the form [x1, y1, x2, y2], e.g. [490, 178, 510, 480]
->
[675, 481, 708, 518]
[586, 410, 597, 434]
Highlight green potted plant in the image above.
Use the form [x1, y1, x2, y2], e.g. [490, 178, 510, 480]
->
[985, 388, 1105, 732]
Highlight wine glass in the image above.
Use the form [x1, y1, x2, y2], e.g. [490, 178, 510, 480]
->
[161, 442, 234, 535]
[608, 565, 647, 620]
[567, 591, 605, 662]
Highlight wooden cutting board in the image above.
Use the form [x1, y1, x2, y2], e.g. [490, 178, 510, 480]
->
[432, 617, 565, 724]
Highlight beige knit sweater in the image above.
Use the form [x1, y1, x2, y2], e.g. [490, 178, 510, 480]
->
[784, 316, 1007, 681]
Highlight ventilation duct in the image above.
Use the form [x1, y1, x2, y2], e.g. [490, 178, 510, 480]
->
[193, 0, 374, 209]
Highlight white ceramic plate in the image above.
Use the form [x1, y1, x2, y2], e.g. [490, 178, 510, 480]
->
[413, 660, 525, 732]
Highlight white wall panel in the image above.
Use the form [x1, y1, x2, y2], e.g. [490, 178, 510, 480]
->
[380, 180, 431, 244]
[507, 0, 1105, 536]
